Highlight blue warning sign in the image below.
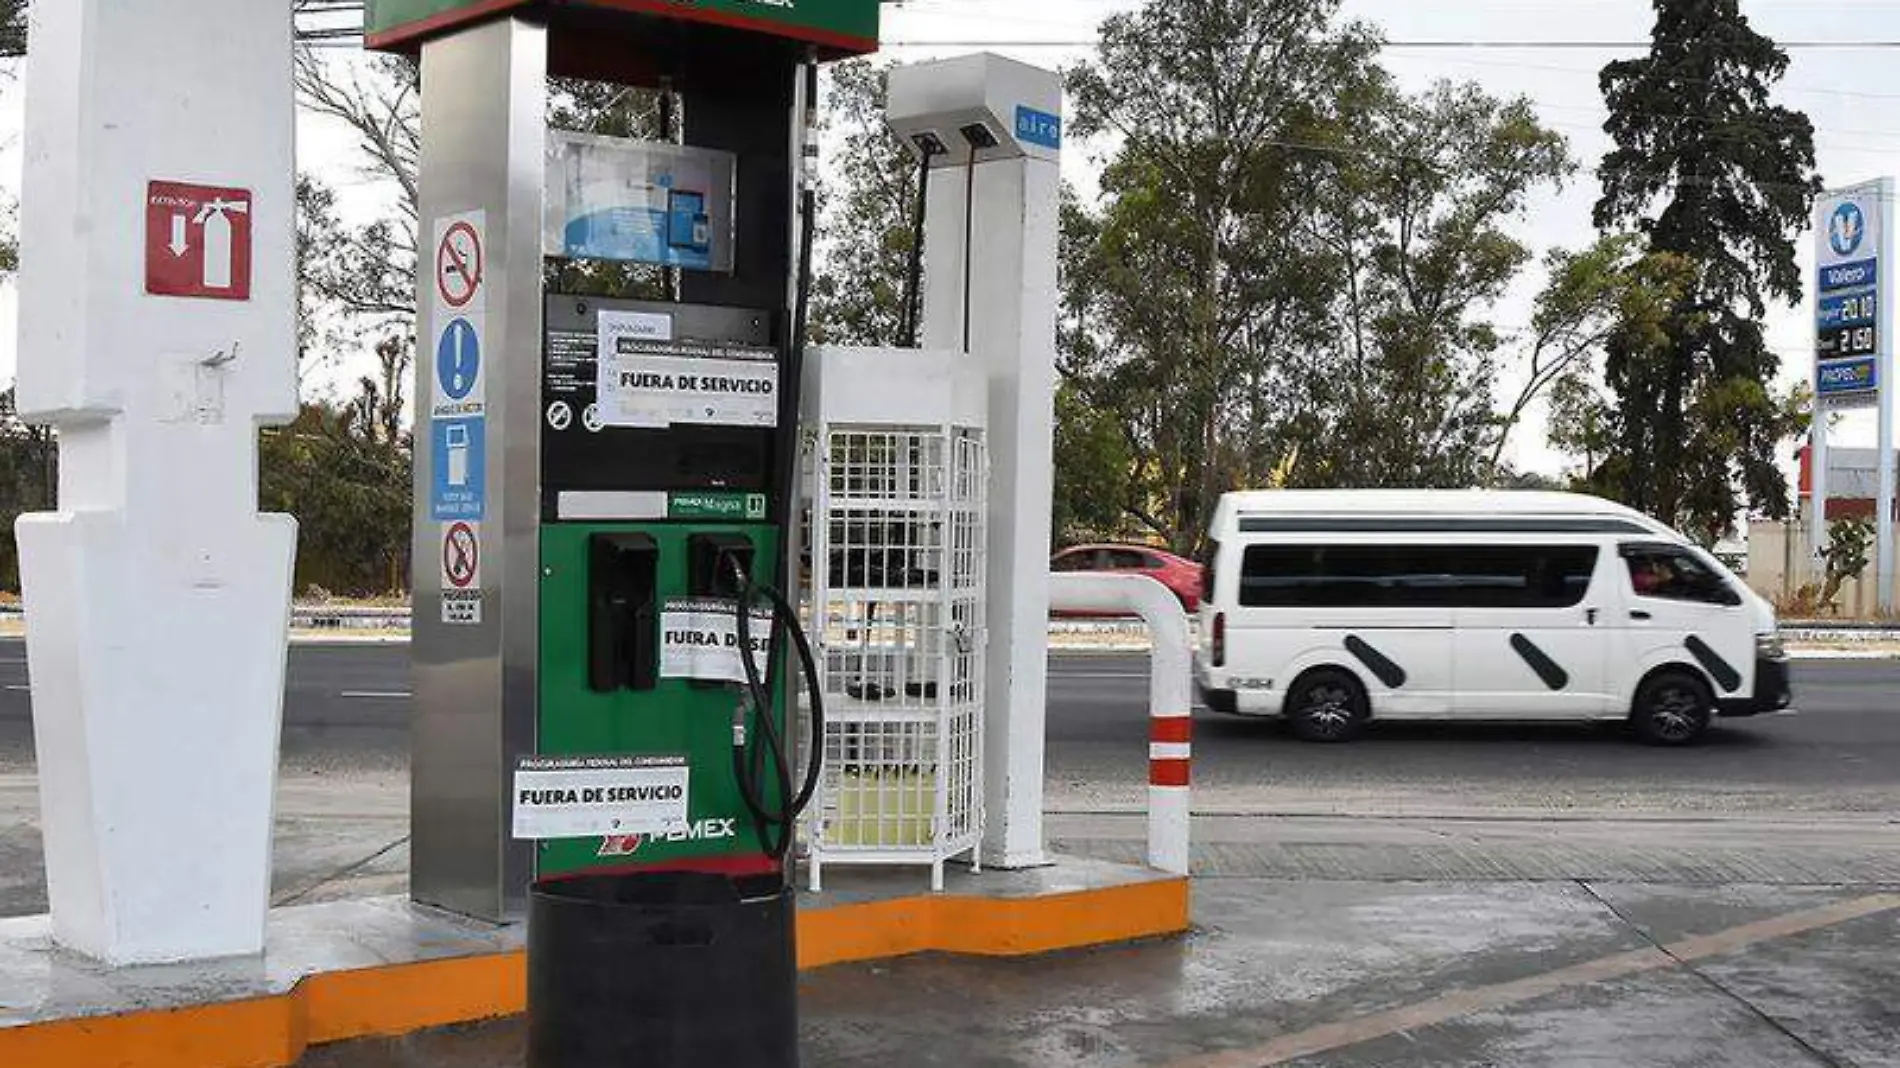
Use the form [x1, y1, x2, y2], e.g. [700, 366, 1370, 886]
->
[432, 417, 487, 521]
[435, 317, 483, 415]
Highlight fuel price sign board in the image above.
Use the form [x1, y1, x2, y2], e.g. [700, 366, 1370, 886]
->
[1817, 182, 1887, 406]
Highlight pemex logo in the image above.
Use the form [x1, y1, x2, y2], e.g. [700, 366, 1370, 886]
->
[1831, 201, 1867, 257]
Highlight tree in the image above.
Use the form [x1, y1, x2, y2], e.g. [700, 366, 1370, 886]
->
[1819, 516, 1874, 613]
[1292, 79, 1572, 489]
[1546, 372, 1619, 486]
[1494, 236, 1692, 476]
[1061, 0, 1570, 549]
[808, 61, 919, 347]
[1051, 381, 1135, 542]
[295, 51, 421, 331]
[0, 388, 55, 590]
[1064, 0, 1385, 550]
[259, 400, 413, 596]
[1591, 0, 1820, 538]
[0, 1, 23, 58]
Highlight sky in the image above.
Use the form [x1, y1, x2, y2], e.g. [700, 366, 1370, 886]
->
[0, 0, 1894, 481]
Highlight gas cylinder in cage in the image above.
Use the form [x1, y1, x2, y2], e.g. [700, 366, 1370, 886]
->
[799, 347, 988, 892]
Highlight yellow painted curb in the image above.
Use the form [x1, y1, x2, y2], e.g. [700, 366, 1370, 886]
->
[1, 878, 1189, 1068]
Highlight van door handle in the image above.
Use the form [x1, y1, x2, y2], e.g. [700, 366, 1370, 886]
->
[1630, 610, 1652, 621]
[1586, 608, 1598, 626]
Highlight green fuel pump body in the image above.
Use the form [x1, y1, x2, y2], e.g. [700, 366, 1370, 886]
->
[536, 295, 798, 881]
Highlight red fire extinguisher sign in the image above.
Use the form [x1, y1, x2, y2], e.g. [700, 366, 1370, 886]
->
[145, 180, 253, 301]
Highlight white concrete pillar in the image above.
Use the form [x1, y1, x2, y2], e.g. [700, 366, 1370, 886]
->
[889, 55, 1063, 869]
[16, 0, 298, 964]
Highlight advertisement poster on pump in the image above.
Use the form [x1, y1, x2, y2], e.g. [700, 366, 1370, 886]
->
[544, 132, 737, 272]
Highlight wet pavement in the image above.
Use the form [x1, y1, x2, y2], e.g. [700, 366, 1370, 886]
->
[303, 879, 1900, 1068]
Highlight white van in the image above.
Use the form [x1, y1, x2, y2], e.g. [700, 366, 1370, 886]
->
[1194, 490, 1792, 745]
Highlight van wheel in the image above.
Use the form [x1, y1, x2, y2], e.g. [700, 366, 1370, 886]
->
[1631, 671, 1712, 746]
[1286, 669, 1369, 743]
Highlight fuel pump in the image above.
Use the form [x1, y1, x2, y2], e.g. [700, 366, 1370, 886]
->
[374, 1, 882, 1064]
[534, 294, 823, 883]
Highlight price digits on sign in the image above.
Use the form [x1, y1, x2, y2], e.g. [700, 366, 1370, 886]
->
[1838, 293, 1878, 323]
[1821, 325, 1878, 358]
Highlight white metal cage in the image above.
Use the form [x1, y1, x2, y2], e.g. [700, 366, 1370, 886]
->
[800, 348, 987, 892]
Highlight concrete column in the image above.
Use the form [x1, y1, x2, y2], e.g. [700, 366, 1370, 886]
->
[16, 0, 298, 963]
[890, 54, 1063, 869]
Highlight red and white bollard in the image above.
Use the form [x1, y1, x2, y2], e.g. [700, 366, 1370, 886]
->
[1049, 573, 1193, 876]
[1148, 712, 1191, 875]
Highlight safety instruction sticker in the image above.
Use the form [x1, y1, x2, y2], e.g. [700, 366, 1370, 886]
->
[431, 417, 486, 521]
[661, 599, 772, 683]
[433, 315, 485, 419]
[512, 755, 689, 841]
[441, 521, 482, 626]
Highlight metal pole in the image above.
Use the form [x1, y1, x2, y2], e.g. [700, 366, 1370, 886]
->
[1813, 413, 1829, 576]
[1877, 176, 1897, 612]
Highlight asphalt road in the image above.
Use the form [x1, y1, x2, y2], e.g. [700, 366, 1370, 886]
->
[1048, 653, 1900, 816]
[1, 638, 1897, 816]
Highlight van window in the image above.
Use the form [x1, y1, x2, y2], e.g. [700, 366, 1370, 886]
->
[1239, 544, 1599, 609]
[1622, 545, 1738, 605]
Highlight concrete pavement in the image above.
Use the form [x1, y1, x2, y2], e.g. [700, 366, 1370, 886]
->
[299, 880, 1900, 1068]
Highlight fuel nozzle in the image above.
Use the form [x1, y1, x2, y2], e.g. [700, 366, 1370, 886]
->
[731, 695, 751, 748]
[687, 533, 754, 599]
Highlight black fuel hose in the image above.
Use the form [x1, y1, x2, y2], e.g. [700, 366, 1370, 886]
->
[729, 561, 826, 863]
[728, 81, 827, 867]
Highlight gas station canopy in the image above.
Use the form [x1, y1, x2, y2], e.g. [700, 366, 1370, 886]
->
[365, 0, 882, 57]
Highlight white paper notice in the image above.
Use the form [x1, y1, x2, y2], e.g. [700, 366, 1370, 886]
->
[598, 310, 674, 348]
[512, 755, 689, 841]
[594, 312, 679, 428]
[660, 599, 773, 683]
[597, 333, 780, 430]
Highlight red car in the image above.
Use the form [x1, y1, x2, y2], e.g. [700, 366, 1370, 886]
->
[1050, 543, 1205, 611]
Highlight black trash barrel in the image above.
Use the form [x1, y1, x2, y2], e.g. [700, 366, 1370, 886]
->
[528, 871, 797, 1068]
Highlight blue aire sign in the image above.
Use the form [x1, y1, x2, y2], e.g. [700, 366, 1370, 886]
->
[1816, 183, 1886, 406]
[1015, 106, 1062, 150]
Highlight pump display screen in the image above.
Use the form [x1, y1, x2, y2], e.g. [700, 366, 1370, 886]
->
[543, 296, 780, 522]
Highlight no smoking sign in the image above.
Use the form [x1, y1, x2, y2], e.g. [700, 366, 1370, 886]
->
[433, 210, 487, 313]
